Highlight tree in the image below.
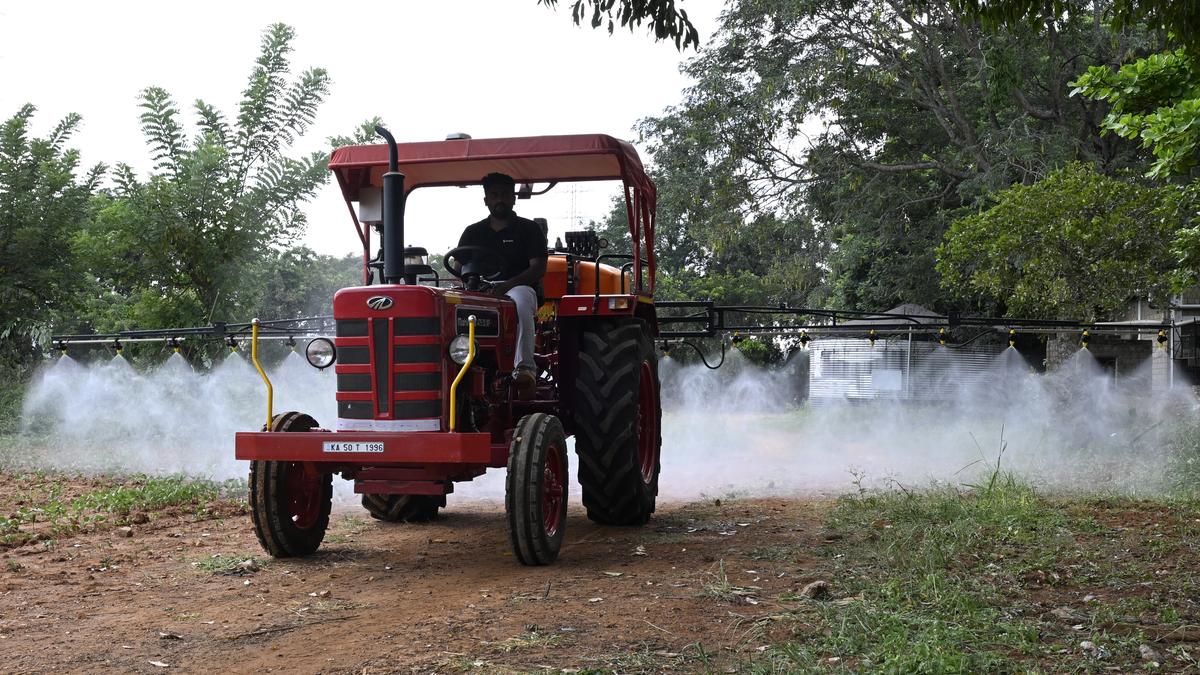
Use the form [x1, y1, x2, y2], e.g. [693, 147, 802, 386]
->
[936, 162, 1182, 320]
[638, 0, 1151, 312]
[250, 248, 361, 319]
[0, 105, 103, 363]
[1072, 49, 1199, 179]
[950, 0, 1200, 52]
[957, 2, 1200, 289]
[538, 0, 700, 49]
[78, 24, 336, 331]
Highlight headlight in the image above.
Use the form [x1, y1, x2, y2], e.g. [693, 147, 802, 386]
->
[448, 335, 474, 365]
[403, 246, 429, 267]
[305, 337, 336, 369]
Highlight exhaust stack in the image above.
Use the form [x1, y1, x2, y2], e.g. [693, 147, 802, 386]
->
[375, 126, 405, 285]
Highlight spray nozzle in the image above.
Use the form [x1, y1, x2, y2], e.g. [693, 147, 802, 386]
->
[56, 340, 68, 357]
[110, 339, 123, 354]
[868, 330, 877, 347]
[287, 336, 297, 351]
[169, 337, 181, 353]
[1008, 329, 1017, 349]
[938, 327, 948, 347]
[799, 331, 810, 349]
[731, 332, 744, 345]
[1157, 329, 1167, 348]
[227, 336, 239, 352]
[1080, 330, 1090, 349]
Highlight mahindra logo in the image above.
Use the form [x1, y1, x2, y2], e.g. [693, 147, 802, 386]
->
[366, 296, 393, 311]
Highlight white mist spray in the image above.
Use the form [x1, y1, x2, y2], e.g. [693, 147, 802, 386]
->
[19, 350, 334, 481]
[13, 340, 1196, 505]
[657, 341, 1197, 498]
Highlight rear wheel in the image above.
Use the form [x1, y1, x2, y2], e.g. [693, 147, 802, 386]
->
[506, 413, 568, 565]
[361, 493, 445, 522]
[249, 412, 332, 557]
[573, 319, 661, 525]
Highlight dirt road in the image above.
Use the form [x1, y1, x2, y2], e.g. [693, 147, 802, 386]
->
[0, 487, 828, 673]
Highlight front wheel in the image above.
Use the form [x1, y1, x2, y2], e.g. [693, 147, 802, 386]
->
[505, 413, 569, 566]
[249, 412, 333, 557]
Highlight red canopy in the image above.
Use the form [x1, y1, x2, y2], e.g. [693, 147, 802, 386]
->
[328, 134, 652, 198]
[327, 134, 657, 295]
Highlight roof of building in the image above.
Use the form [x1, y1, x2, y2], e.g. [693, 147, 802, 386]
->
[840, 303, 945, 326]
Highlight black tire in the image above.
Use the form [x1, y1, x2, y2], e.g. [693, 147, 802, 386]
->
[249, 412, 333, 558]
[506, 413, 569, 566]
[573, 319, 662, 525]
[361, 493, 445, 522]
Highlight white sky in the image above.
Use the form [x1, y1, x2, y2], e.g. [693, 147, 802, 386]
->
[0, 0, 722, 257]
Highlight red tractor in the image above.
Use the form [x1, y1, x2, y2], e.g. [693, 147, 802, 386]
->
[234, 128, 662, 565]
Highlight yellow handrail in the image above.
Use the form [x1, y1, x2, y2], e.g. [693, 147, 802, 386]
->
[250, 319, 274, 430]
[448, 315, 476, 432]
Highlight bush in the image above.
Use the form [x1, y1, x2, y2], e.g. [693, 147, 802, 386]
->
[0, 364, 30, 436]
[1165, 419, 1200, 499]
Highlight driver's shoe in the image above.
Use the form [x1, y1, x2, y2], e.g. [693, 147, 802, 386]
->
[514, 369, 537, 401]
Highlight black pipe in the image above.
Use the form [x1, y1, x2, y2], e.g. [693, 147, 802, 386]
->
[375, 126, 405, 284]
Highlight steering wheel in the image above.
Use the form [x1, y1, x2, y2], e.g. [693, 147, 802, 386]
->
[443, 245, 506, 281]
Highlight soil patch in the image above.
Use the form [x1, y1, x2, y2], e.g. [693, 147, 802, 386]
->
[0, 476, 828, 673]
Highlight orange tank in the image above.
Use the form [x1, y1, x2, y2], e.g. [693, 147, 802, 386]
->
[542, 255, 632, 299]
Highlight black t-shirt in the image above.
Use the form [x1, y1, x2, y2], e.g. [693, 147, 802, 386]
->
[458, 215, 548, 284]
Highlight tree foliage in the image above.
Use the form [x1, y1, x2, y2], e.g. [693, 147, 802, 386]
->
[950, 0, 1199, 52]
[1071, 51, 1200, 289]
[251, 248, 360, 319]
[0, 105, 103, 363]
[538, 0, 700, 49]
[952, 1, 1200, 295]
[1072, 49, 1200, 178]
[637, 0, 1148, 312]
[79, 23, 335, 331]
[936, 162, 1182, 320]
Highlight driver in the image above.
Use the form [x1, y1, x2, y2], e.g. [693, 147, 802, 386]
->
[457, 172, 548, 400]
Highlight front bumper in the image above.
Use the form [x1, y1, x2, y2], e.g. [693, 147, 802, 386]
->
[234, 430, 499, 465]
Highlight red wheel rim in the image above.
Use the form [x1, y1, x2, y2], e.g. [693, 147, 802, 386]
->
[542, 444, 566, 537]
[285, 462, 322, 530]
[637, 361, 659, 484]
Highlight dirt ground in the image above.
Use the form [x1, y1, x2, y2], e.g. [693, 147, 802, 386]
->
[0, 482, 829, 674]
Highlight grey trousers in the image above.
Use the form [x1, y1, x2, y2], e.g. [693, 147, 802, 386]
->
[505, 285, 538, 373]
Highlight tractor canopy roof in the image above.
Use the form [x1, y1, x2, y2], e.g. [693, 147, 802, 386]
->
[328, 134, 655, 201]
[328, 133, 658, 295]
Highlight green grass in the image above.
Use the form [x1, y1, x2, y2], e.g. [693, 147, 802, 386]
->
[192, 553, 267, 575]
[1165, 420, 1200, 499]
[726, 471, 1200, 673]
[70, 475, 234, 514]
[0, 472, 246, 546]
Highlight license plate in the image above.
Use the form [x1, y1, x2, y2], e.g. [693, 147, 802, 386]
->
[322, 441, 385, 453]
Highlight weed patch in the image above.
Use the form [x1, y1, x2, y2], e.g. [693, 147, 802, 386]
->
[70, 475, 239, 514]
[750, 473, 1200, 672]
[494, 630, 564, 653]
[1166, 420, 1200, 499]
[192, 554, 266, 575]
[0, 471, 246, 548]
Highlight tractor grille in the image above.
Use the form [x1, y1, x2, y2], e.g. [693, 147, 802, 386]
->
[335, 316, 443, 426]
[372, 318, 390, 413]
[336, 319, 368, 337]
